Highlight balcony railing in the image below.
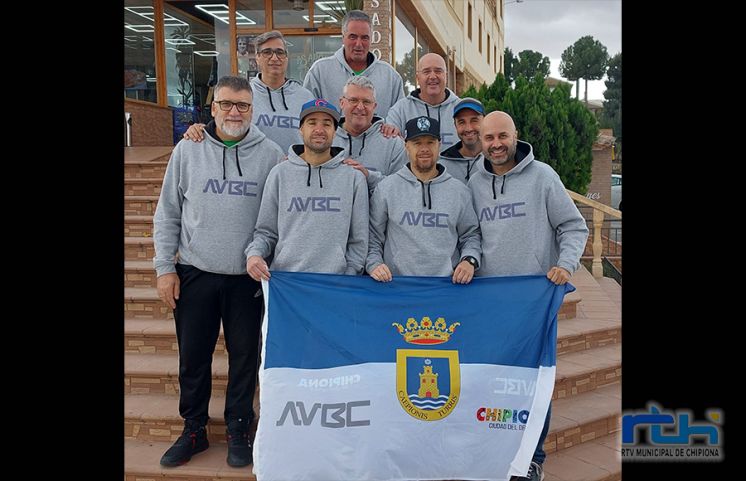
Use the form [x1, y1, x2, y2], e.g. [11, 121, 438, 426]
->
[567, 190, 622, 278]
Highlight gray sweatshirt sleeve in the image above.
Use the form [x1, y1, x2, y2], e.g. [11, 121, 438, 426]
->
[366, 170, 385, 193]
[385, 102, 405, 132]
[152, 148, 184, 277]
[546, 174, 589, 273]
[456, 192, 482, 264]
[392, 74, 405, 106]
[246, 169, 280, 260]
[345, 172, 370, 275]
[365, 185, 387, 273]
[367, 139, 407, 194]
[303, 62, 322, 98]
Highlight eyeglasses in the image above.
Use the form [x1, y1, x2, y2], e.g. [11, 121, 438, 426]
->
[214, 100, 252, 113]
[418, 67, 446, 76]
[258, 48, 288, 59]
[343, 96, 375, 107]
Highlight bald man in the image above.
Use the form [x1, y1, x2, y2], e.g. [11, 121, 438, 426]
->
[386, 53, 460, 148]
[467, 111, 588, 481]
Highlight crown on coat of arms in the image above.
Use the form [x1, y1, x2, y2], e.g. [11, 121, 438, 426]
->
[392, 317, 460, 345]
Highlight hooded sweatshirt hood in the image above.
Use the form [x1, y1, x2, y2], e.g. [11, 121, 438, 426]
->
[246, 144, 369, 275]
[439, 140, 481, 184]
[303, 47, 405, 119]
[366, 163, 481, 276]
[249, 75, 314, 154]
[468, 139, 589, 277]
[153, 123, 285, 276]
[333, 116, 408, 192]
[386, 88, 460, 147]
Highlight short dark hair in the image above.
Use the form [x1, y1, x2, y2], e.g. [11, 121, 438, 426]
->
[215, 76, 252, 97]
[342, 10, 371, 34]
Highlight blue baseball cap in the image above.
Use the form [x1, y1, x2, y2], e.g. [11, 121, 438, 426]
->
[300, 98, 341, 128]
[452, 97, 485, 117]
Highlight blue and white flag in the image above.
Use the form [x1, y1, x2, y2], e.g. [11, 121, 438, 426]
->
[254, 272, 574, 481]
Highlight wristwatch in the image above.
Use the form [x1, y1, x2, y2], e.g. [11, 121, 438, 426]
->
[461, 256, 479, 269]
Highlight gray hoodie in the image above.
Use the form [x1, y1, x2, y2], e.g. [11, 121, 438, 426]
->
[386, 88, 461, 148]
[367, 164, 481, 276]
[439, 141, 481, 185]
[332, 117, 408, 193]
[246, 145, 369, 274]
[153, 123, 285, 277]
[250, 75, 315, 154]
[468, 140, 589, 277]
[303, 48, 405, 119]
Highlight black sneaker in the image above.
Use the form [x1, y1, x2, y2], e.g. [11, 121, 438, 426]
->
[159, 420, 209, 467]
[510, 461, 544, 481]
[226, 419, 252, 467]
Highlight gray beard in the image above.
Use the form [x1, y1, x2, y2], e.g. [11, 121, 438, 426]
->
[220, 120, 250, 138]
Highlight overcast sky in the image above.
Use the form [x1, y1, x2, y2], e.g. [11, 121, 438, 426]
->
[504, 0, 621, 101]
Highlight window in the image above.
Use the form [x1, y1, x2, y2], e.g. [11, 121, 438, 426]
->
[478, 20, 482, 53]
[487, 34, 491, 64]
[395, 5, 417, 95]
[494, 45, 497, 72]
[468, 3, 472, 40]
[124, 0, 157, 103]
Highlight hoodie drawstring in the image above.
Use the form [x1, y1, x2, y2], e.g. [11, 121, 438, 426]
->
[359, 133, 366, 156]
[222, 148, 227, 180]
[423, 105, 441, 128]
[491, 176, 496, 200]
[425, 104, 430, 118]
[466, 158, 477, 181]
[235, 149, 242, 177]
[418, 180, 432, 209]
[280, 85, 288, 110]
[490, 175, 506, 198]
[306, 163, 323, 188]
[347, 133, 353, 157]
[266, 86, 276, 112]
[501, 175, 506, 194]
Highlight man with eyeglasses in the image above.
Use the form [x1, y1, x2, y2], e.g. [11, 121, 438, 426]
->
[153, 75, 285, 469]
[184, 31, 314, 155]
[386, 53, 461, 148]
[304, 10, 404, 120]
[246, 99, 369, 279]
[333, 76, 408, 193]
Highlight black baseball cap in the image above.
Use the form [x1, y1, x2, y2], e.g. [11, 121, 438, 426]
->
[405, 116, 441, 141]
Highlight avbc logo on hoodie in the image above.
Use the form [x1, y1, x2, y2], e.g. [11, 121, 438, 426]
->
[479, 202, 526, 222]
[256, 114, 300, 129]
[202, 179, 258, 197]
[399, 211, 449, 228]
[287, 196, 341, 212]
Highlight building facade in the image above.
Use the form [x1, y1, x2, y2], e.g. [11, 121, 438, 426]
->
[124, 0, 504, 144]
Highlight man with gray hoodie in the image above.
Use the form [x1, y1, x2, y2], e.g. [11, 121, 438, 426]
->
[367, 116, 481, 284]
[468, 111, 588, 481]
[386, 53, 461, 148]
[333, 76, 408, 193]
[303, 10, 404, 119]
[246, 99, 369, 280]
[153, 76, 285, 469]
[439, 97, 485, 184]
[183, 31, 314, 154]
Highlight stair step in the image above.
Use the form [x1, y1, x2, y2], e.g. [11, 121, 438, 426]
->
[559, 291, 580, 319]
[554, 344, 621, 401]
[125, 287, 172, 319]
[125, 160, 168, 179]
[125, 178, 163, 196]
[125, 195, 160, 215]
[125, 261, 158, 288]
[125, 237, 155, 261]
[544, 431, 621, 481]
[596, 277, 621, 310]
[125, 353, 228, 396]
[125, 215, 154, 237]
[125, 438, 255, 481]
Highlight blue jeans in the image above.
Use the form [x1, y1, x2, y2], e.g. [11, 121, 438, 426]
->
[532, 402, 552, 464]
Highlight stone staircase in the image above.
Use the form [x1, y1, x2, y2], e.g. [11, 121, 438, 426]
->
[123, 146, 622, 481]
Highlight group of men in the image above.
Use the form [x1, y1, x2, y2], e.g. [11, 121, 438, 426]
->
[153, 10, 589, 481]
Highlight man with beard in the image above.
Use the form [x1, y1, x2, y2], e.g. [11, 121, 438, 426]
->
[386, 53, 461, 148]
[366, 116, 481, 283]
[304, 10, 404, 119]
[246, 99, 369, 279]
[439, 97, 484, 184]
[153, 76, 285, 468]
[468, 111, 588, 481]
[333, 76, 408, 193]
